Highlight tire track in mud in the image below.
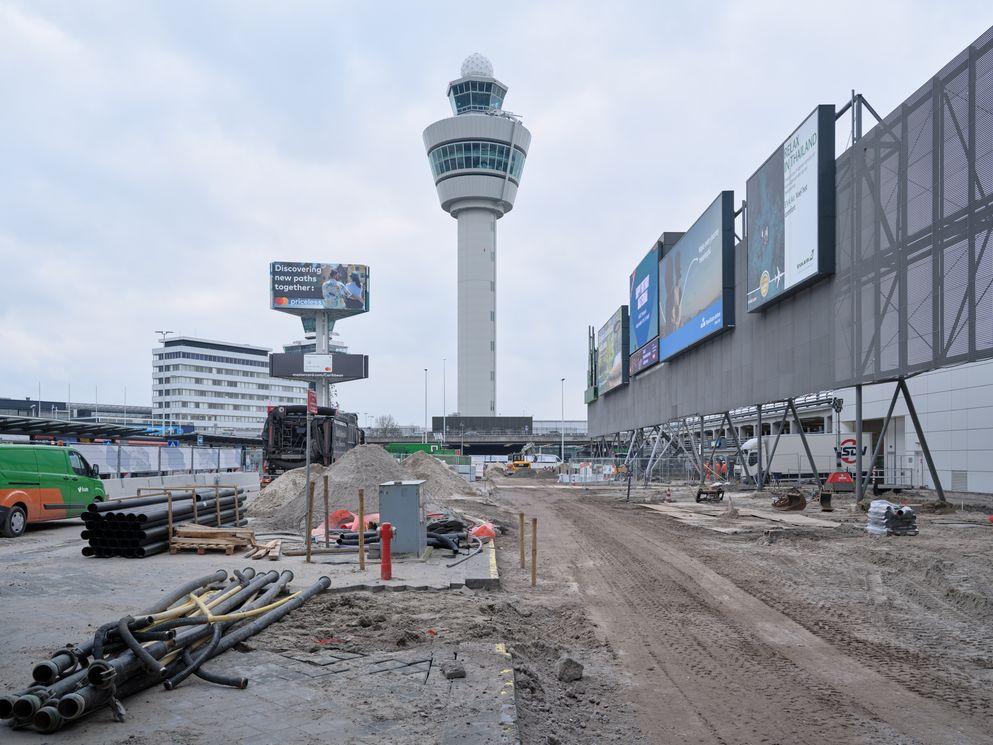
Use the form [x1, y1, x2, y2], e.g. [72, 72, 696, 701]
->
[561, 501, 897, 744]
[545, 496, 993, 745]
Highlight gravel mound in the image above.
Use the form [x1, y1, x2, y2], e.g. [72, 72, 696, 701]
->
[254, 445, 404, 532]
[401, 450, 481, 503]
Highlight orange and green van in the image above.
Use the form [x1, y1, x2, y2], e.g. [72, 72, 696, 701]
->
[0, 444, 105, 538]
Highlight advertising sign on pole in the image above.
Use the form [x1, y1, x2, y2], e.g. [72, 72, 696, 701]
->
[270, 262, 370, 317]
[307, 389, 318, 415]
[658, 191, 735, 360]
[746, 105, 836, 311]
[303, 354, 334, 374]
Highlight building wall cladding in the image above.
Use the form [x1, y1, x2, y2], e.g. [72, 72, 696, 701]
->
[590, 26, 993, 437]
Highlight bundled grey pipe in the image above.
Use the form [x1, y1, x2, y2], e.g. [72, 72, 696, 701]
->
[80, 494, 247, 558]
[0, 568, 329, 734]
[866, 499, 919, 536]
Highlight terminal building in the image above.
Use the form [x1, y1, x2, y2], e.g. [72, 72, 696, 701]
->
[152, 337, 308, 437]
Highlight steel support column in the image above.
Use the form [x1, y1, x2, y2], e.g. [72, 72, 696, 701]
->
[755, 404, 763, 491]
[898, 378, 946, 502]
[788, 399, 822, 489]
[855, 385, 864, 503]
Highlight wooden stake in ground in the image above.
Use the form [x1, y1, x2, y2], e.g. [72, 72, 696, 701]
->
[323, 474, 330, 548]
[305, 481, 315, 564]
[358, 488, 366, 571]
[531, 517, 538, 587]
[519, 512, 525, 569]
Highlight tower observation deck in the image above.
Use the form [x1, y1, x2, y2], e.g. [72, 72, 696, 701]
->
[423, 53, 531, 416]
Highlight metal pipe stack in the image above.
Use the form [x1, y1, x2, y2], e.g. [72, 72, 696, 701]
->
[0, 569, 331, 734]
[80, 489, 247, 558]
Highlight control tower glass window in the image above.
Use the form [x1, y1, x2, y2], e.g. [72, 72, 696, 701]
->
[448, 81, 507, 114]
[429, 141, 525, 180]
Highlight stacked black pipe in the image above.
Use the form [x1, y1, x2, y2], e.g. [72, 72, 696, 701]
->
[80, 489, 247, 558]
[0, 569, 331, 734]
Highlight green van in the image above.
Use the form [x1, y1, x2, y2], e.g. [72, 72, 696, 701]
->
[0, 445, 106, 537]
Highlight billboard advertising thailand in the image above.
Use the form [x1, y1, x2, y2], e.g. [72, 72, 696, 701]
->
[746, 105, 835, 311]
[270, 262, 370, 316]
[596, 306, 629, 395]
[629, 246, 659, 353]
[629, 337, 659, 376]
[658, 192, 735, 361]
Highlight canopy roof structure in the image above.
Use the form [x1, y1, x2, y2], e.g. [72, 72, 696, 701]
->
[0, 415, 146, 440]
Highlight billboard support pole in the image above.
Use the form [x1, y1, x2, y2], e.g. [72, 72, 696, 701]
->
[859, 382, 901, 496]
[755, 404, 763, 491]
[788, 399, 822, 489]
[898, 378, 946, 503]
[698, 415, 705, 484]
[724, 411, 753, 487]
[855, 385, 864, 503]
[642, 427, 661, 485]
[761, 405, 791, 487]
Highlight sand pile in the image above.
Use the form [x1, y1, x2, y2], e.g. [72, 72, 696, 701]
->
[484, 463, 507, 477]
[254, 445, 404, 532]
[401, 451, 481, 503]
[248, 465, 324, 519]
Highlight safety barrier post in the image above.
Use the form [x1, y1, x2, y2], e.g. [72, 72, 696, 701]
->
[530, 517, 538, 587]
[305, 482, 315, 564]
[358, 488, 366, 571]
[380, 522, 393, 580]
[519, 512, 525, 568]
[323, 475, 330, 548]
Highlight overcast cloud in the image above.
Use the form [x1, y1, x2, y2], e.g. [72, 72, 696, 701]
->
[1, 1, 990, 424]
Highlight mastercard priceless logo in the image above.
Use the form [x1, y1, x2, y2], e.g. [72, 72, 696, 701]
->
[274, 297, 289, 306]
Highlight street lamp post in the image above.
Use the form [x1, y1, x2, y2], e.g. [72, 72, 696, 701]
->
[560, 378, 566, 466]
[423, 368, 428, 445]
[442, 358, 447, 445]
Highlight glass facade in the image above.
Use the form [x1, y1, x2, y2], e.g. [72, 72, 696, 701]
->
[448, 80, 506, 114]
[429, 141, 525, 180]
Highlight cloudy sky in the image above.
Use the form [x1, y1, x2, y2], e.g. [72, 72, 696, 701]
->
[1, 1, 989, 425]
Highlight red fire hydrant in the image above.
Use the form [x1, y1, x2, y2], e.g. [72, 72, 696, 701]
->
[379, 522, 393, 581]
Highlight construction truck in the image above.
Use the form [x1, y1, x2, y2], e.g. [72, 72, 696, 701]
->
[260, 405, 363, 486]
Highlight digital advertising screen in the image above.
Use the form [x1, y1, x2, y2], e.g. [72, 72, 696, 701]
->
[629, 337, 660, 376]
[746, 105, 835, 311]
[270, 262, 370, 316]
[269, 352, 369, 382]
[629, 246, 659, 354]
[596, 306, 629, 395]
[657, 192, 735, 361]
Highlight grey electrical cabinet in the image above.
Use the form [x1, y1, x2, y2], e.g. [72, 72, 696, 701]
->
[378, 480, 426, 555]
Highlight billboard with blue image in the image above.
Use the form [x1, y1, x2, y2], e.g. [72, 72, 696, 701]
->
[658, 192, 735, 360]
[628, 246, 659, 354]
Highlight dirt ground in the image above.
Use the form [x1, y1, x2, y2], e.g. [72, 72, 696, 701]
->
[476, 478, 993, 744]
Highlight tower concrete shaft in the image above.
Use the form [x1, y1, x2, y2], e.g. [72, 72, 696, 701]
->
[457, 207, 497, 415]
[423, 53, 531, 417]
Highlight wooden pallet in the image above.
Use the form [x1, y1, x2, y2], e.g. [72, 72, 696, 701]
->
[170, 525, 254, 555]
[169, 538, 249, 555]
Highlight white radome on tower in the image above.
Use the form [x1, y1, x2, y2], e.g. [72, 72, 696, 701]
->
[460, 52, 494, 78]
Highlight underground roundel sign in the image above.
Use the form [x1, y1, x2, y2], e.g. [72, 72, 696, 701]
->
[838, 438, 858, 465]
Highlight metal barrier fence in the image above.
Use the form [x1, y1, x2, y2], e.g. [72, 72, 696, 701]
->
[74, 444, 259, 478]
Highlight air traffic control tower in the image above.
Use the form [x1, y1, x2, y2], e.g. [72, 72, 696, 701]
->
[423, 53, 531, 416]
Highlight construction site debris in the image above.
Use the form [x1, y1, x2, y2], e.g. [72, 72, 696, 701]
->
[555, 656, 584, 682]
[867, 500, 920, 536]
[771, 487, 807, 512]
[0, 568, 328, 734]
[441, 660, 466, 679]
